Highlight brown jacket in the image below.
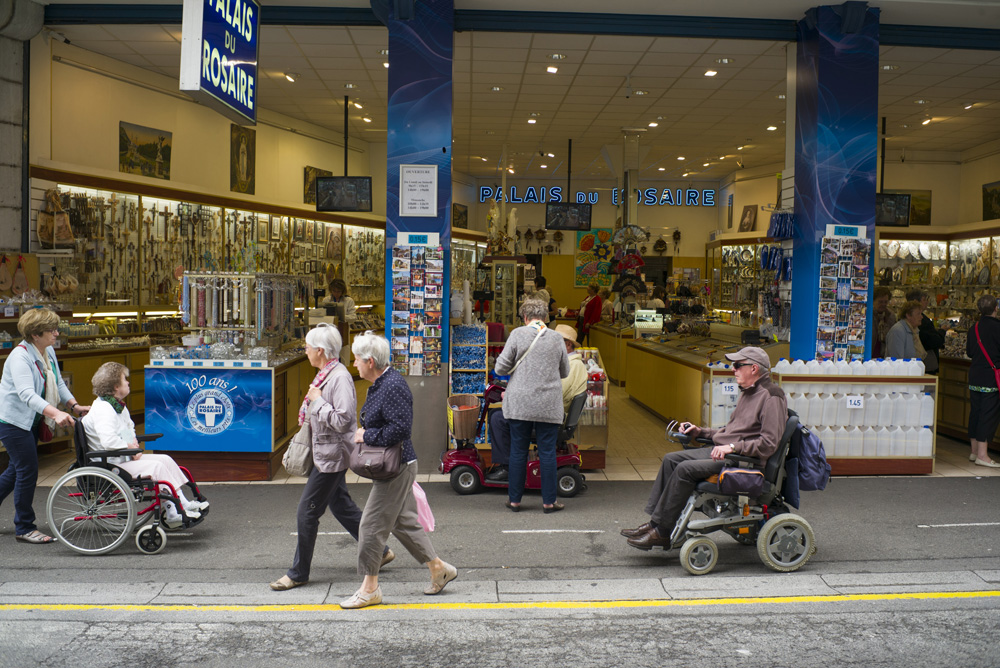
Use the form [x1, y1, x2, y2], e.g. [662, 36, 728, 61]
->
[702, 375, 787, 463]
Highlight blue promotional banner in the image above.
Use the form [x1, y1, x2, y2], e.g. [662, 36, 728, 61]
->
[791, 4, 879, 361]
[179, 0, 260, 125]
[144, 367, 272, 452]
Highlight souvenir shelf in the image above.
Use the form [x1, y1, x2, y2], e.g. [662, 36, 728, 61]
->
[448, 324, 489, 447]
[452, 237, 487, 289]
[705, 237, 789, 331]
[343, 225, 385, 304]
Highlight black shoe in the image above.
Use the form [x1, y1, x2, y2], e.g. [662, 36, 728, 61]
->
[486, 467, 509, 482]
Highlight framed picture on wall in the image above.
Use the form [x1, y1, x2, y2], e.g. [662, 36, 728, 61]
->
[305, 221, 314, 243]
[257, 219, 268, 243]
[738, 205, 757, 232]
[294, 219, 305, 241]
[271, 216, 282, 240]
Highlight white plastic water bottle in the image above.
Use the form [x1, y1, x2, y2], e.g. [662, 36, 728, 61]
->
[849, 358, 866, 394]
[904, 427, 918, 456]
[889, 426, 906, 456]
[917, 426, 933, 456]
[861, 426, 877, 456]
[826, 426, 842, 456]
[875, 427, 891, 457]
[821, 394, 838, 427]
[846, 426, 863, 456]
[919, 393, 935, 426]
[877, 393, 894, 425]
[903, 393, 921, 428]
[834, 359, 851, 394]
[805, 358, 822, 393]
[912, 357, 925, 376]
[862, 393, 879, 427]
[790, 358, 807, 375]
[774, 358, 792, 375]
[835, 393, 850, 427]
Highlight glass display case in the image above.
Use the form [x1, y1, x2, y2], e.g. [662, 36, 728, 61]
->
[705, 237, 789, 332]
[452, 239, 487, 288]
[490, 258, 519, 326]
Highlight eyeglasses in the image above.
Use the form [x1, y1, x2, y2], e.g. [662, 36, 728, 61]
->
[732, 362, 755, 369]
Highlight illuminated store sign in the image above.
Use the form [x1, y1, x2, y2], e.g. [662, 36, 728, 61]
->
[179, 0, 260, 125]
[479, 186, 715, 207]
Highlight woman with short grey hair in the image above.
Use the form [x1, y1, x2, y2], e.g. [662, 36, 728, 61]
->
[341, 331, 456, 609]
[270, 323, 384, 591]
[495, 298, 570, 513]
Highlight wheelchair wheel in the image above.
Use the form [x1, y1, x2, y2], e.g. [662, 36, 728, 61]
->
[757, 513, 815, 572]
[450, 466, 482, 495]
[135, 525, 167, 555]
[47, 468, 136, 555]
[680, 536, 719, 576]
[556, 467, 584, 498]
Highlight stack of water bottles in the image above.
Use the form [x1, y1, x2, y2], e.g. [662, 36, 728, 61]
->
[773, 357, 935, 458]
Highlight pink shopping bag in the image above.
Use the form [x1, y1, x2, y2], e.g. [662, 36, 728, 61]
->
[412, 482, 435, 532]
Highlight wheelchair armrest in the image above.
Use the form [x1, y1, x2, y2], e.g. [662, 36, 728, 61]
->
[87, 449, 143, 460]
[137, 433, 163, 443]
[724, 453, 763, 469]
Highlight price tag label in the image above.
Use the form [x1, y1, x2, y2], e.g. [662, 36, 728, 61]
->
[4, 306, 15, 317]
[845, 395, 864, 409]
[720, 382, 738, 395]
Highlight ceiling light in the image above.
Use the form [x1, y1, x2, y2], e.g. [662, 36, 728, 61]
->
[353, 101, 363, 109]
[704, 70, 718, 77]
[486, 130, 495, 135]
[383, 62, 389, 69]
[527, 119, 536, 124]
[776, 94, 786, 99]
[344, 83, 357, 89]
[648, 122, 658, 128]
[914, 99, 929, 104]
[901, 124, 910, 129]
[540, 164, 547, 169]
[737, 146, 744, 150]
[547, 152, 554, 158]
[965, 103, 975, 110]
[378, 49, 389, 56]
[284, 72, 298, 82]
[767, 125, 778, 131]
[508, 168, 514, 174]
[658, 167, 665, 171]
[922, 118, 931, 125]
[677, 156, 685, 161]
[715, 58, 734, 64]
[682, 172, 689, 177]
[549, 53, 566, 60]
[481, 157, 488, 161]
[881, 64, 899, 70]
[529, 112, 539, 117]
[491, 86, 504, 92]
[703, 163, 710, 167]
[719, 156, 725, 160]
[547, 66, 558, 74]
[633, 89, 648, 95]
[362, 116, 372, 123]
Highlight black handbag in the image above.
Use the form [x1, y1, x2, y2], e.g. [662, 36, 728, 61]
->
[349, 441, 402, 480]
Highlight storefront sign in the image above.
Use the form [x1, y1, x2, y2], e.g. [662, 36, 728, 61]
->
[144, 367, 272, 452]
[179, 0, 260, 125]
[479, 186, 716, 207]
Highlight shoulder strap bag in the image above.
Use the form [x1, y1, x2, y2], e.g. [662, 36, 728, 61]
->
[282, 367, 335, 477]
[509, 323, 548, 376]
[974, 321, 1000, 390]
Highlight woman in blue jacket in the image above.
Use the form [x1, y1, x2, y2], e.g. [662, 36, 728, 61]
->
[0, 308, 88, 543]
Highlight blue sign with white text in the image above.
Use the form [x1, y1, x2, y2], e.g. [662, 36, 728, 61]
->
[144, 367, 272, 452]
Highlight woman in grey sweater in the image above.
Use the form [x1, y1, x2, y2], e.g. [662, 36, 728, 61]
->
[494, 299, 570, 513]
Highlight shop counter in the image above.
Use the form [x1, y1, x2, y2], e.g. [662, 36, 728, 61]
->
[937, 357, 978, 447]
[625, 339, 706, 424]
[589, 323, 632, 386]
[145, 354, 312, 481]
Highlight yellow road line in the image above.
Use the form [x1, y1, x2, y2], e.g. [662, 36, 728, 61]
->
[3, 590, 1000, 613]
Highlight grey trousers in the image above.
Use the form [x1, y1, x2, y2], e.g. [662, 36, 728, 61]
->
[357, 461, 437, 576]
[287, 467, 363, 582]
[643, 447, 725, 530]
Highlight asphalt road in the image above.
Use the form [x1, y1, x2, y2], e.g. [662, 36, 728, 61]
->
[2, 477, 1000, 667]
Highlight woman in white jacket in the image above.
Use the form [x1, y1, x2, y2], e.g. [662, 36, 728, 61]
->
[82, 362, 207, 527]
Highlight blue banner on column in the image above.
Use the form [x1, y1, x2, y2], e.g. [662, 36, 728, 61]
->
[384, 0, 453, 364]
[144, 367, 273, 452]
[791, 4, 879, 360]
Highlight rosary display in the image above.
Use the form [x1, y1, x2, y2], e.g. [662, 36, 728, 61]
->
[390, 244, 444, 376]
[344, 226, 385, 303]
[815, 235, 871, 361]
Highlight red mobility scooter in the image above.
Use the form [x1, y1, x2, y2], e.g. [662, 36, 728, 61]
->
[439, 382, 588, 497]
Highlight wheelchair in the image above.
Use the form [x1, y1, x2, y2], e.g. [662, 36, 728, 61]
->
[662, 411, 816, 575]
[45, 420, 209, 555]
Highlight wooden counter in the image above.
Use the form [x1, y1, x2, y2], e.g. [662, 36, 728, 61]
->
[625, 340, 704, 423]
[589, 324, 632, 386]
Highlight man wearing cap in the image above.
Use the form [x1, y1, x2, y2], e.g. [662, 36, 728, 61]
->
[486, 324, 588, 482]
[623, 346, 787, 550]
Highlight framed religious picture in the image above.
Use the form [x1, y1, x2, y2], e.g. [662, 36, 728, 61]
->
[738, 205, 757, 232]
[305, 220, 314, 243]
[294, 219, 306, 241]
[257, 218, 268, 243]
[271, 215, 282, 240]
[230, 124, 255, 194]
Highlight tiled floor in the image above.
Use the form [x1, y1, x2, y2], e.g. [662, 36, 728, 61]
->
[31, 382, 999, 487]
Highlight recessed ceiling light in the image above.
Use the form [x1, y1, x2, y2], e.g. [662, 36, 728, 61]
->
[682, 172, 689, 177]
[703, 163, 710, 167]
[529, 112, 539, 117]
[546, 152, 554, 158]
[344, 83, 357, 89]
[383, 62, 389, 69]
[486, 130, 495, 135]
[540, 164, 547, 169]
[378, 49, 389, 56]
[491, 86, 504, 92]
[704, 70, 718, 77]
[677, 156, 685, 160]
[776, 94, 786, 99]
[914, 99, 930, 104]
[881, 64, 899, 71]
[737, 145, 744, 150]
[767, 125, 777, 131]
[481, 157, 488, 161]
[284, 72, 298, 82]
[508, 168, 515, 174]
[547, 66, 558, 74]
[353, 101, 363, 109]
[549, 53, 566, 60]
[648, 122, 658, 128]
[965, 102, 975, 110]
[658, 167, 665, 171]
[632, 90, 648, 96]
[362, 116, 372, 123]
[715, 58, 734, 64]
[922, 118, 931, 125]
[901, 124, 910, 128]
[527, 119, 536, 124]
[719, 156, 726, 160]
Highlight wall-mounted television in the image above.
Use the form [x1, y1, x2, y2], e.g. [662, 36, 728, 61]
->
[875, 193, 911, 227]
[316, 176, 373, 212]
[544, 202, 592, 231]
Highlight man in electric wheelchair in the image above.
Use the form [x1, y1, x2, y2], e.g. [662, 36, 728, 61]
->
[622, 347, 787, 552]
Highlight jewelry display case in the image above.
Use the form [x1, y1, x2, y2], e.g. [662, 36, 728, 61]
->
[705, 236, 790, 332]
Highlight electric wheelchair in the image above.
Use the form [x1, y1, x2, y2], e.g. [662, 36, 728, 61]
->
[45, 420, 209, 555]
[663, 410, 816, 575]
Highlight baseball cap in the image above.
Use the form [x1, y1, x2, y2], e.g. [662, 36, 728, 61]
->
[725, 346, 771, 370]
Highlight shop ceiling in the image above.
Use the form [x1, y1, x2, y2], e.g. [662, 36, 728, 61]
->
[43, 2, 1000, 182]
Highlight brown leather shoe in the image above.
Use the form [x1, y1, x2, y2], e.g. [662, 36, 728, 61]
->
[620, 522, 653, 538]
[626, 527, 672, 551]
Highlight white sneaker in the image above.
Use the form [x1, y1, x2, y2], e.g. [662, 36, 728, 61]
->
[184, 509, 202, 520]
[184, 500, 209, 513]
[163, 511, 184, 529]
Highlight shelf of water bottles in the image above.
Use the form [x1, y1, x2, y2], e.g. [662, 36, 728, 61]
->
[773, 357, 938, 470]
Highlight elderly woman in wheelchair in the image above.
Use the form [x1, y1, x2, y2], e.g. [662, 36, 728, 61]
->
[45, 362, 209, 554]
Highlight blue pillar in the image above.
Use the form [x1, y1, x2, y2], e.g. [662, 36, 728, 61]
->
[383, 0, 453, 363]
[791, 3, 879, 360]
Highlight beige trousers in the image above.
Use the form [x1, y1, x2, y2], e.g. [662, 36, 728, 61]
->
[357, 461, 437, 576]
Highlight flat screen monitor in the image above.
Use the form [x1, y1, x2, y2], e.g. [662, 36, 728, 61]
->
[316, 176, 373, 212]
[544, 202, 592, 231]
[875, 193, 911, 227]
